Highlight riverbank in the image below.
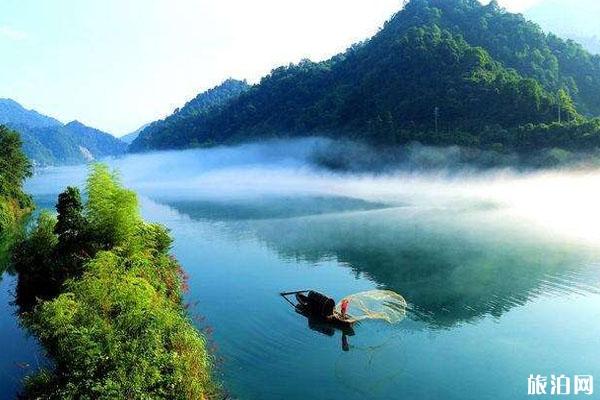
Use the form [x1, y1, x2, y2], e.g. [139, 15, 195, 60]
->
[0, 126, 34, 268]
[14, 164, 218, 399]
[0, 197, 27, 267]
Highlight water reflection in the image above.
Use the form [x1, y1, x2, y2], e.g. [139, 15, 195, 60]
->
[165, 196, 600, 329]
[300, 311, 356, 351]
[164, 196, 387, 221]
[19, 150, 600, 399]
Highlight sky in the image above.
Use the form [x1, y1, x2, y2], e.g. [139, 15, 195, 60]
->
[524, 0, 600, 38]
[0, 0, 587, 136]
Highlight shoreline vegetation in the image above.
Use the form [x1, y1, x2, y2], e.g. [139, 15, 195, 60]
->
[0, 126, 33, 268]
[0, 129, 218, 399]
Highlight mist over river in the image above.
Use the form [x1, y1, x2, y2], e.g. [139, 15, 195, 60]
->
[3, 139, 600, 399]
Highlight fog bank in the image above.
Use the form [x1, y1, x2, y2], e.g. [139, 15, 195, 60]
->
[25, 138, 600, 245]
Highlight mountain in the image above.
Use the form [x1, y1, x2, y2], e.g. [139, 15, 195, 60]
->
[129, 79, 250, 152]
[130, 0, 600, 157]
[63, 120, 127, 157]
[120, 123, 149, 144]
[0, 100, 127, 166]
[0, 98, 62, 129]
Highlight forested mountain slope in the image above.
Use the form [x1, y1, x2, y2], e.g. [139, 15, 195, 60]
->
[129, 79, 249, 151]
[130, 0, 600, 155]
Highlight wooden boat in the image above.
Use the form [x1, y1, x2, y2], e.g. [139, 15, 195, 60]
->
[281, 290, 357, 330]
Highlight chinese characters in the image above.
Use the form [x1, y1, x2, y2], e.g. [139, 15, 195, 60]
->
[528, 374, 593, 396]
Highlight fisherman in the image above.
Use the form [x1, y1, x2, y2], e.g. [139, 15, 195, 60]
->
[340, 298, 349, 317]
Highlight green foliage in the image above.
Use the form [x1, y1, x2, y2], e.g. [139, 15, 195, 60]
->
[129, 0, 600, 157]
[22, 250, 215, 399]
[0, 199, 17, 243]
[391, 0, 600, 115]
[0, 125, 32, 268]
[130, 79, 250, 152]
[54, 186, 97, 283]
[86, 164, 140, 248]
[0, 125, 32, 208]
[15, 164, 217, 399]
[55, 187, 87, 244]
[13, 212, 60, 306]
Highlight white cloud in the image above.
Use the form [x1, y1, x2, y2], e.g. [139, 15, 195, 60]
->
[0, 25, 27, 41]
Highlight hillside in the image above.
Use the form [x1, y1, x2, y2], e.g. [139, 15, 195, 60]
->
[130, 0, 600, 155]
[129, 79, 249, 152]
[0, 100, 127, 166]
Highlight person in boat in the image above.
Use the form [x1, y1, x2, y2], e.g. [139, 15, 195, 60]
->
[340, 298, 349, 317]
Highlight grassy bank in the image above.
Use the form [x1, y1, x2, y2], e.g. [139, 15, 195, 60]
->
[14, 164, 218, 399]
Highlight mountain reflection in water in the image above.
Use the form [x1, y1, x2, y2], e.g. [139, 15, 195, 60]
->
[165, 195, 600, 329]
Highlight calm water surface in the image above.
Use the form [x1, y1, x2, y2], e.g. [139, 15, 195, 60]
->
[3, 144, 600, 399]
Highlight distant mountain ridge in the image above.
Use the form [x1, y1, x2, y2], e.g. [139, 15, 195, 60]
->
[120, 123, 150, 144]
[525, 0, 600, 55]
[575, 36, 600, 55]
[0, 98, 62, 129]
[129, 0, 600, 155]
[0, 99, 127, 166]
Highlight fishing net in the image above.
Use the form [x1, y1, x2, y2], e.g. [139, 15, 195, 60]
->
[335, 290, 407, 324]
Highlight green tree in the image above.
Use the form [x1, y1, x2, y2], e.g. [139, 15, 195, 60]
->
[55, 187, 86, 241]
[0, 125, 32, 241]
[557, 89, 578, 123]
[0, 125, 32, 207]
[54, 186, 95, 282]
[13, 212, 58, 309]
[85, 164, 140, 248]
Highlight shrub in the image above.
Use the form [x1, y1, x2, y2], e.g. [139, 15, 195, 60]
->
[17, 164, 218, 399]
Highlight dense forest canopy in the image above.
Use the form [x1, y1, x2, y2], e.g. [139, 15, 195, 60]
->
[130, 0, 600, 158]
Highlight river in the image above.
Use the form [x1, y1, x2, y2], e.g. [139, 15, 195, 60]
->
[2, 140, 600, 399]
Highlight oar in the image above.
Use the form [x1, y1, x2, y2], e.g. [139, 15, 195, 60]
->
[280, 290, 309, 296]
[280, 290, 309, 308]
